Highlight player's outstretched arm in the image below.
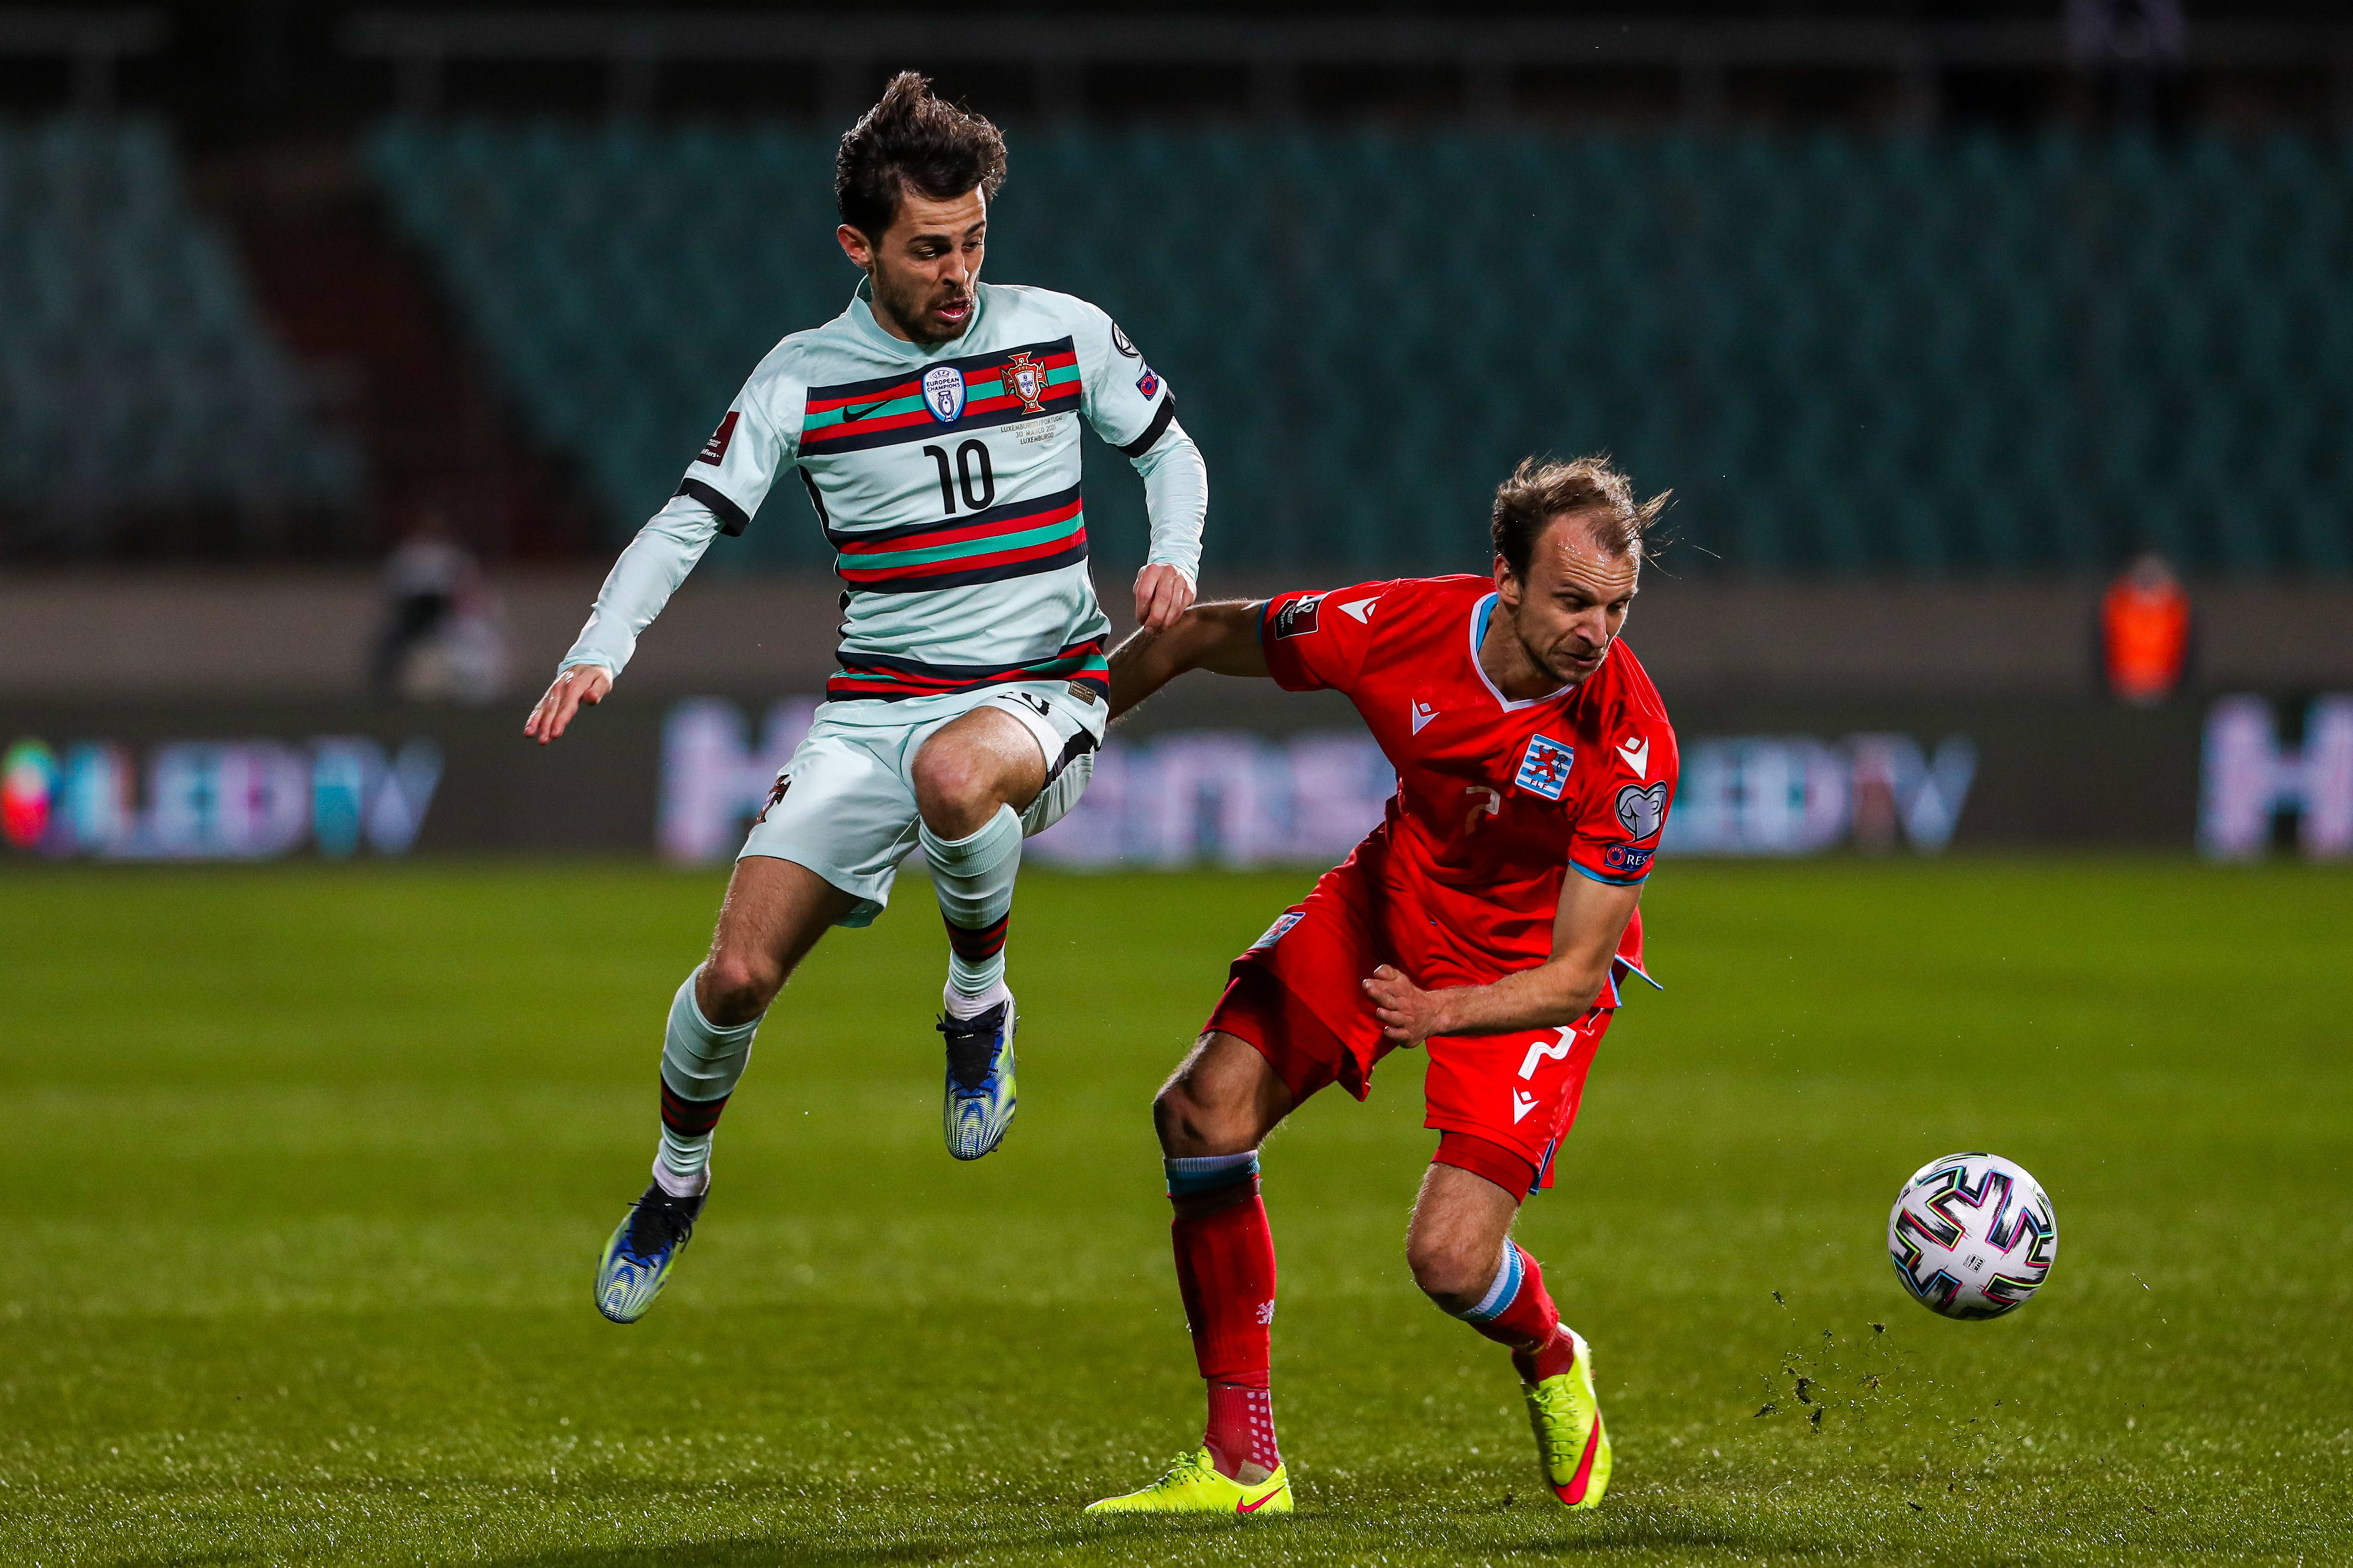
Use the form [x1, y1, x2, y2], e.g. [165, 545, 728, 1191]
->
[1106, 599, 1270, 722]
[1365, 873, 1642, 1042]
[522, 663, 613, 746]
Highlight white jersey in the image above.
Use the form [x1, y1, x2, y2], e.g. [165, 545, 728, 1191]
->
[562, 279, 1206, 706]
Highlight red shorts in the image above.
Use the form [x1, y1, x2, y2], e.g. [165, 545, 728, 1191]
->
[1204, 880, 1614, 1196]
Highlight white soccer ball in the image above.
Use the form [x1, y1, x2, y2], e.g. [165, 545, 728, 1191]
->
[1887, 1152, 2057, 1320]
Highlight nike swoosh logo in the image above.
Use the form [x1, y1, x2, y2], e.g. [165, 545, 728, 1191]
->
[842, 398, 892, 422]
[1237, 1484, 1286, 1513]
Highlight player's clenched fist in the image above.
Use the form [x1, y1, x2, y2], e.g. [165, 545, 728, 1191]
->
[1134, 563, 1196, 634]
[524, 664, 612, 745]
[1365, 964, 1451, 1044]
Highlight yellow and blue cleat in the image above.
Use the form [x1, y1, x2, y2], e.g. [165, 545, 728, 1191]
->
[937, 999, 1017, 1161]
[1085, 1449, 1292, 1517]
[1523, 1327, 1611, 1508]
[594, 1182, 704, 1323]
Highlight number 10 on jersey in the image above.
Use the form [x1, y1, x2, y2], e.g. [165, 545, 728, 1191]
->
[925, 441, 995, 515]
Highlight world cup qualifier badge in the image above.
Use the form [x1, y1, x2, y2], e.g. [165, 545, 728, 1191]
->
[922, 364, 967, 423]
[1272, 593, 1324, 639]
[1514, 735, 1575, 800]
[1004, 351, 1049, 415]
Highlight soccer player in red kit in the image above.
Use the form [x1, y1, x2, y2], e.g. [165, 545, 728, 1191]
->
[1086, 456, 1675, 1517]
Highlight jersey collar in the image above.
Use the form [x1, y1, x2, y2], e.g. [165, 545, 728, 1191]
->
[1469, 592, 1582, 713]
[847, 278, 988, 358]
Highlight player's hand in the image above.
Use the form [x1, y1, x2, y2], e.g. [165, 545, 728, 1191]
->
[523, 665, 612, 746]
[1365, 964, 1451, 1045]
[1133, 563, 1195, 635]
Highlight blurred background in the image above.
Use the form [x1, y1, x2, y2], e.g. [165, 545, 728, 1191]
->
[2, 0, 2349, 866]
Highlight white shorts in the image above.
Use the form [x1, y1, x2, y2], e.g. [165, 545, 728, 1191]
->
[739, 680, 1107, 927]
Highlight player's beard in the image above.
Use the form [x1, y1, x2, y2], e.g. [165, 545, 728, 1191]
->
[1521, 623, 1609, 690]
[870, 265, 974, 346]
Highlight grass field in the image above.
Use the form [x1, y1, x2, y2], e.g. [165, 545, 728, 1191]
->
[2, 858, 2347, 1566]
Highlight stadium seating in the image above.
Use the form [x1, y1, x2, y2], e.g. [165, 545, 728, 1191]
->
[366, 120, 2353, 577]
[0, 118, 361, 545]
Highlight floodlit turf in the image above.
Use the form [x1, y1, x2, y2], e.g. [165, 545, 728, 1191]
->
[2, 858, 2347, 1566]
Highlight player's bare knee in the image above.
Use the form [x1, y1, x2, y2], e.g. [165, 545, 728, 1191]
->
[911, 745, 998, 837]
[1153, 1074, 1249, 1158]
[698, 949, 781, 1026]
[1406, 1230, 1492, 1306]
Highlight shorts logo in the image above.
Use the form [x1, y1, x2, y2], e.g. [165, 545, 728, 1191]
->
[696, 411, 739, 465]
[1110, 322, 1141, 358]
[1602, 842, 1656, 875]
[1249, 910, 1305, 950]
[1005, 351, 1049, 415]
[754, 773, 790, 825]
[1512, 1088, 1540, 1123]
[1615, 781, 1669, 840]
[1136, 364, 1161, 399]
[1518, 1026, 1575, 1080]
[1514, 735, 1575, 800]
[922, 365, 968, 423]
[1272, 593, 1324, 639]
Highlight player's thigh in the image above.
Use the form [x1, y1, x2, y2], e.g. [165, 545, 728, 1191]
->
[1405, 1162, 1522, 1297]
[701, 857, 861, 989]
[1154, 1030, 1296, 1156]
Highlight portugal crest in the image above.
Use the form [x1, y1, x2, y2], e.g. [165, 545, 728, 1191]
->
[922, 364, 968, 423]
[1004, 351, 1049, 415]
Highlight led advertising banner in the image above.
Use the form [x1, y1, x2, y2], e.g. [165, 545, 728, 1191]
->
[5, 693, 2339, 863]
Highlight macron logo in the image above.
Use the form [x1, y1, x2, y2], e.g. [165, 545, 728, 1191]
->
[1617, 736, 1651, 780]
[1512, 1089, 1540, 1123]
[1339, 596, 1378, 624]
[1411, 700, 1438, 735]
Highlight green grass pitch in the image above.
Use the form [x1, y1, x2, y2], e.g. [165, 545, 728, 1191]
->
[2, 858, 2346, 1565]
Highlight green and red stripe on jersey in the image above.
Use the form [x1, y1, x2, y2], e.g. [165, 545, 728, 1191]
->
[801, 338, 1081, 456]
[827, 636, 1110, 704]
[828, 482, 1086, 593]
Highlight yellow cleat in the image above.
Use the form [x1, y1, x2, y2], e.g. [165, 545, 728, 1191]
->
[1085, 1447, 1292, 1517]
[1523, 1327, 1611, 1509]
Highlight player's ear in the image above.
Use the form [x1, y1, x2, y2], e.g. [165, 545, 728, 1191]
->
[836, 223, 874, 271]
[1492, 553, 1521, 605]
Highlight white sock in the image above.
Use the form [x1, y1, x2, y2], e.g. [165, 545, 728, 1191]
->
[944, 977, 1012, 1020]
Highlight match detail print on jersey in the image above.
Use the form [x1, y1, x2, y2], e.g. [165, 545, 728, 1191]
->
[799, 338, 1081, 456]
[826, 635, 1111, 703]
[828, 482, 1087, 593]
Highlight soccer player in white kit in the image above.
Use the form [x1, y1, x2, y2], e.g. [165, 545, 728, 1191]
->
[523, 74, 1208, 1324]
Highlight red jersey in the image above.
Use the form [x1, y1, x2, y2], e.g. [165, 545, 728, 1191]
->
[1259, 574, 1678, 991]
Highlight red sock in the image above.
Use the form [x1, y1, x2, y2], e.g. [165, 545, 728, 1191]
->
[1464, 1244, 1579, 1382]
[1171, 1186, 1279, 1478]
[1204, 1381, 1281, 1478]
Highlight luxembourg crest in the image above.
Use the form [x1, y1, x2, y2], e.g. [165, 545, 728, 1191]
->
[1513, 734, 1575, 801]
[922, 364, 967, 423]
[1004, 351, 1049, 415]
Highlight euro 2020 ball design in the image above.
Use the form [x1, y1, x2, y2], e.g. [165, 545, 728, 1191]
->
[1887, 1152, 2057, 1320]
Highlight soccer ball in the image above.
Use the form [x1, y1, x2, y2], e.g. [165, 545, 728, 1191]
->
[1886, 1152, 2057, 1320]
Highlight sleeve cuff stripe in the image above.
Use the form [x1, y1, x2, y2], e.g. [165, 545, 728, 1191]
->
[675, 477, 751, 536]
[1569, 860, 1647, 887]
[1116, 393, 1178, 458]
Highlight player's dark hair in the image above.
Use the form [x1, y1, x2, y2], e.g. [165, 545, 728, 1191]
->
[1490, 455, 1670, 579]
[835, 72, 1008, 241]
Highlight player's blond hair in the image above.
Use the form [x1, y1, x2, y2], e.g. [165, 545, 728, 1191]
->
[1489, 455, 1669, 578]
